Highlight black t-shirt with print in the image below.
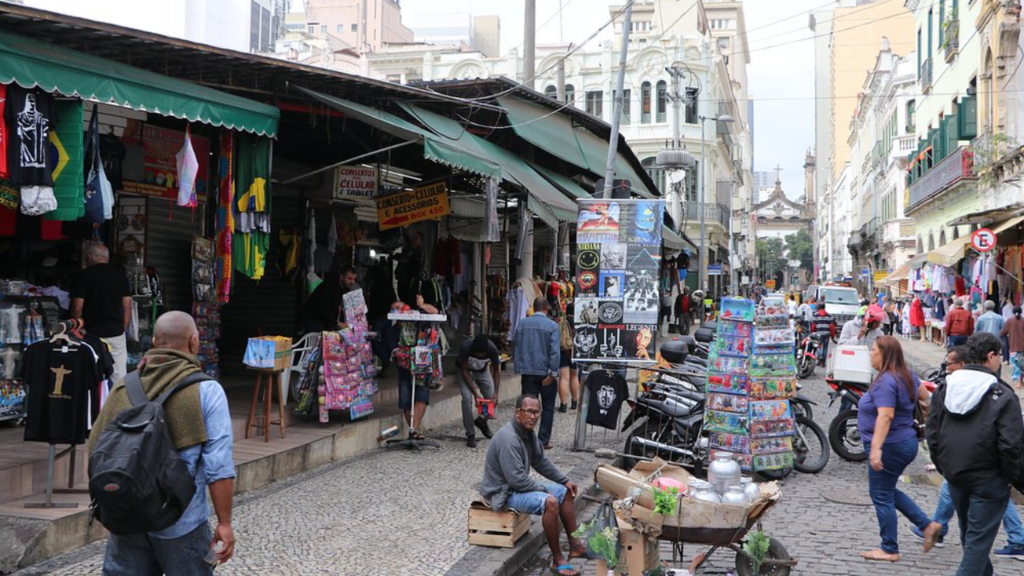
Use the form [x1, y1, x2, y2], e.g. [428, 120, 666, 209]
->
[22, 342, 100, 445]
[585, 370, 630, 430]
[5, 85, 56, 186]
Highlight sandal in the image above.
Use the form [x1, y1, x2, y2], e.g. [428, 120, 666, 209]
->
[410, 432, 426, 441]
[550, 564, 580, 576]
[859, 549, 900, 562]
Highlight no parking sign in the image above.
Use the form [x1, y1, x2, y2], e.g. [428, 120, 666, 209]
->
[971, 228, 997, 252]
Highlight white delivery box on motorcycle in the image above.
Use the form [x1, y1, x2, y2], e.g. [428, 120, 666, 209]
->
[827, 344, 874, 384]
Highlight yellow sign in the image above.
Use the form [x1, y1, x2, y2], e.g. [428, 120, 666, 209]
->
[376, 182, 450, 230]
[873, 271, 889, 282]
[765, 280, 776, 289]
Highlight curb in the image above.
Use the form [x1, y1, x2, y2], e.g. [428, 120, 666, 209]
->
[445, 456, 622, 576]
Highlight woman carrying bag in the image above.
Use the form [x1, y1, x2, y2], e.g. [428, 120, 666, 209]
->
[859, 335, 932, 563]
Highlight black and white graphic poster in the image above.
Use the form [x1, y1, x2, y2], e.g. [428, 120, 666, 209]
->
[573, 199, 665, 364]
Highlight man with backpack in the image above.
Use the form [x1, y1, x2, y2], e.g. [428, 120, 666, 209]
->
[87, 311, 236, 574]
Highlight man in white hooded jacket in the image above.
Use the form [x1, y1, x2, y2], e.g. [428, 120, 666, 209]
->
[926, 332, 1024, 576]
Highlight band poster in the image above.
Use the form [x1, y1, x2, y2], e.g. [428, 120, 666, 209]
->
[573, 199, 664, 364]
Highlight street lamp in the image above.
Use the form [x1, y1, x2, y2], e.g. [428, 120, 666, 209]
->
[698, 114, 734, 302]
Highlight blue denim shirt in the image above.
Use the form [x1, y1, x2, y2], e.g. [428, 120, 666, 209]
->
[513, 313, 560, 376]
[976, 311, 1006, 336]
[151, 380, 236, 539]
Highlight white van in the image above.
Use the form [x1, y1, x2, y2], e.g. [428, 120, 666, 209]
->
[806, 285, 861, 327]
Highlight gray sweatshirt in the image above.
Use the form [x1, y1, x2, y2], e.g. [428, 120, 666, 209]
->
[479, 420, 570, 511]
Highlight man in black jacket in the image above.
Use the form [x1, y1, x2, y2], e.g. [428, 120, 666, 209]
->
[925, 332, 1024, 575]
[300, 267, 359, 333]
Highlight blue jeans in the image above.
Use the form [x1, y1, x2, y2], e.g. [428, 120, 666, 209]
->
[865, 437, 931, 554]
[949, 476, 1012, 576]
[948, 335, 968, 348]
[521, 374, 556, 445]
[397, 367, 431, 410]
[507, 482, 567, 515]
[933, 480, 1024, 546]
[102, 522, 213, 576]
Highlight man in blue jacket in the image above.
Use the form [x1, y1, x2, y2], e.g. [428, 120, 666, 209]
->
[513, 297, 561, 449]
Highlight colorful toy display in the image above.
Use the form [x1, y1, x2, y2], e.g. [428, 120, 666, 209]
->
[319, 289, 377, 423]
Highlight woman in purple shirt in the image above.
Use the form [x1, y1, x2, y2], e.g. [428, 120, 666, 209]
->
[859, 336, 932, 563]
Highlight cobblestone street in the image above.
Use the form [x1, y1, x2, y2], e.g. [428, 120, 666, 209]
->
[13, 392, 610, 576]
[517, 337, 1024, 575]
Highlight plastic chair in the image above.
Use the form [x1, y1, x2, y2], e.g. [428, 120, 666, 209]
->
[281, 332, 319, 406]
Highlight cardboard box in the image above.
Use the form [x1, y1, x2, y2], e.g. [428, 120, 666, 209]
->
[618, 517, 661, 575]
[467, 500, 531, 548]
[827, 344, 873, 384]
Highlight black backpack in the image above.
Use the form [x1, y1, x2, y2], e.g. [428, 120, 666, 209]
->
[88, 370, 210, 535]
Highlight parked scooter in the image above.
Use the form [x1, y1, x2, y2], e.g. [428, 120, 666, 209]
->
[796, 332, 823, 380]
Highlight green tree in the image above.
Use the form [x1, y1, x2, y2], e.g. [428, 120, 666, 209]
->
[756, 237, 784, 282]
[784, 229, 814, 270]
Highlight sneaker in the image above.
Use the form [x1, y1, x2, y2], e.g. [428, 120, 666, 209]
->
[994, 544, 1024, 560]
[910, 525, 945, 548]
[474, 416, 493, 439]
[466, 435, 477, 448]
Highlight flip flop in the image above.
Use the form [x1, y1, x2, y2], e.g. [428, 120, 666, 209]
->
[859, 549, 899, 562]
[550, 564, 580, 576]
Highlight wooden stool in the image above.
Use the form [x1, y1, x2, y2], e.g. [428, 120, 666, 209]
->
[245, 369, 286, 442]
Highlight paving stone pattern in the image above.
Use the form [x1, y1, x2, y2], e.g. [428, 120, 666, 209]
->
[515, 338, 1024, 575]
[16, 395, 619, 576]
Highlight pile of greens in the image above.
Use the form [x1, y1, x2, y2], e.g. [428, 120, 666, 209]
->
[651, 487, 680, 516]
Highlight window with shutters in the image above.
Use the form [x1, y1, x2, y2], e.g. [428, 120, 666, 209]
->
[641, 82, 652, 123]
[685, 88, 698, 124]
[656, 80, 667, 122]
[565, 84, 575, 106]
[586, 91, 603, 117]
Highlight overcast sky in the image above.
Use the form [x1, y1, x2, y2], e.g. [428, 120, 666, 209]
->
[402, 0, 823, 198]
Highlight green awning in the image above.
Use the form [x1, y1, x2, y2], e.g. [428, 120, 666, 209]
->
[395, 102, 577, 227]
[497, 96, 655, 197]
[296, 87, 501, 179]
[529, 162, 589, 199]
[0, 31, 279, 137]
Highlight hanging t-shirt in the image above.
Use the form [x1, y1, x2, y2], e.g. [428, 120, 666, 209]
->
[0, 84, 8, 179]
[21, 342, 100, 445]
[5, 86, 56, 186]
[99, 133, 126, 192]
[585, 370, 629, 430]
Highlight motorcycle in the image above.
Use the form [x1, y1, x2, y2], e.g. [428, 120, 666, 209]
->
[825, 375, 871, 461]
[796, 333, 823, 380]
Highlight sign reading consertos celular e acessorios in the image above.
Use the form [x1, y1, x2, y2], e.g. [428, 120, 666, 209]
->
[375, 182, 450, 230]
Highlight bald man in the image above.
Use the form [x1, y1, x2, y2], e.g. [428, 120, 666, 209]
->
[71, 242, 131, 383]
[89, 311, 236, 574]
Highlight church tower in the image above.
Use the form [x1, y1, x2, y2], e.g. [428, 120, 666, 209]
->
[803, 149, 816, 205]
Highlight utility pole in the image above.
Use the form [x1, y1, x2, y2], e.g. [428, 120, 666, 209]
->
[603, 1, 633, 198]
[524, 0, 536, 89]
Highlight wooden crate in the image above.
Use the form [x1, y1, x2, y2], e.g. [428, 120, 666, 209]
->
[467, 500, 531, 548]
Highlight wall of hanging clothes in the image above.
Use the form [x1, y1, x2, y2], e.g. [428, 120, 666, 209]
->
[0, 290, 63, 423]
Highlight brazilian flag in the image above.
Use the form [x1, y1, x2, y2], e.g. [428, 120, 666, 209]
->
[45, 100, 85, 221]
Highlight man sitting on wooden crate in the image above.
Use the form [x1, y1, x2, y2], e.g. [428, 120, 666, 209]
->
[479, 394, 586, 576]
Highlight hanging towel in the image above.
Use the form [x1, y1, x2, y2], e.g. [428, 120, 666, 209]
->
[175, 126, 199, 208]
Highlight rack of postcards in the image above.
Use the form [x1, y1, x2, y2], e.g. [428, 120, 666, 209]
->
[191, 237, 220, 378]
[704, 298, 797, 473]
[319, 289, 377, 423]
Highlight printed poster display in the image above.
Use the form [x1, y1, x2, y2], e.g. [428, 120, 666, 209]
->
[572, 199, 665, 364]
[121, 124, 210, 200]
